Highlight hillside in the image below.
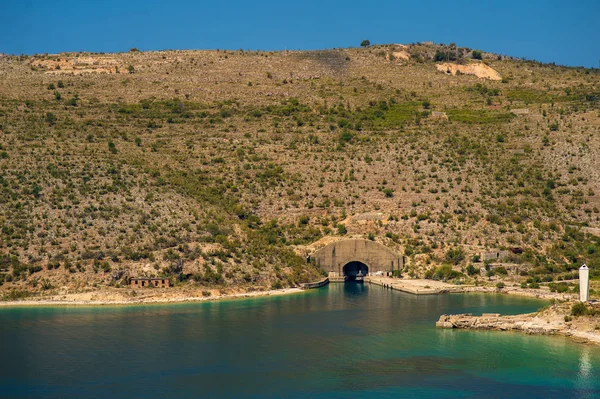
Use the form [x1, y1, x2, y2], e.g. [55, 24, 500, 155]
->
[1, 42, 599, 299]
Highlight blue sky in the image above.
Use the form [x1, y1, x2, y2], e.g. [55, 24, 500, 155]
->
[1, 0, 599, 67]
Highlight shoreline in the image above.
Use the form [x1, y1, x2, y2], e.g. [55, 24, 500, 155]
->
[0, 287, 305, 307]
[436, 305, 600, 347]
[3, 278, 599, 347]
[0, 277, 587, 309]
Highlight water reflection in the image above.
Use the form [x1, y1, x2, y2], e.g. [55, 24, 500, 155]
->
[0, 284, 599, 399]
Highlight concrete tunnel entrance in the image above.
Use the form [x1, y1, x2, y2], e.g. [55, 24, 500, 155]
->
[343, 261, 369, 280]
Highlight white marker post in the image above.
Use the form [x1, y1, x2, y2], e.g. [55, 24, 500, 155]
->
[579, 264, 589, 302]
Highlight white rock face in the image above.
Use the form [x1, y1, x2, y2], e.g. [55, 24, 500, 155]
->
[580, 264, 589, 302]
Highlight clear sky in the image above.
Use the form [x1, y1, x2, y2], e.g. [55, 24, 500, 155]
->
[1, 0, 599, 68]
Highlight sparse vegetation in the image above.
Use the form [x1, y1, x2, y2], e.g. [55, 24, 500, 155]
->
[0, 43, 599, 298]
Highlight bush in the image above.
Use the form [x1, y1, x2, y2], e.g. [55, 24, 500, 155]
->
[337, 224, 347, 235]
[466, 264, 479, 276]
[360, 40, 370, 47]
[434, 50, 456, 62]
[66, 96, 78, 106]
[496, 282, 505, 289]
[472, 50, 483, 60]
[445, 248, 465, 265]
[431, 264, 463, 281]
[108, 141, 118, 154]
[298, 215, 310, 226]
[571, 302, 587, 316]
[45, 112, 57, 125]
[339, 130, 354, 143]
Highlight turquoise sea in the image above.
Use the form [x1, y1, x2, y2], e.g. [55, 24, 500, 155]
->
[1, 283, 599, 398]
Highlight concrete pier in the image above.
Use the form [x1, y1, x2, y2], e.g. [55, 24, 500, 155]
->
[331, 276, 463, 295]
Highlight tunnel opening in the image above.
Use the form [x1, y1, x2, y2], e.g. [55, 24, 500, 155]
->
[343, 261, 369, 281]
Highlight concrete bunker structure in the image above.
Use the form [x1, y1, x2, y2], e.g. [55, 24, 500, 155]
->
[310, 239, 403, 279]
[130, 277, 170, 288]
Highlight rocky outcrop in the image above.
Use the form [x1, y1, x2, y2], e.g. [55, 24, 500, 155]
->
[435, 62, 502, 80]
[436, 313, 561, 335]
[436, 310, 600, 345]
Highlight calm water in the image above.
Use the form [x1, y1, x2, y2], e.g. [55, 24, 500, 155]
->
[1, 284, 600, 399]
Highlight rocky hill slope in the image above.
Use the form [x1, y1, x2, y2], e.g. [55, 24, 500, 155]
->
[1, 42, 599, 298]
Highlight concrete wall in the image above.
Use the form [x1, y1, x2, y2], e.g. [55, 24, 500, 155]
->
[300, 278, 329, 290]
[481, 250, 512, 262]
[310, 239, 402, 275]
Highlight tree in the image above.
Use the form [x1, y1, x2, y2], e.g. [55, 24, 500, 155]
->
[472, 50, 483, 60]
[360, 40, 370, 47]
[127, 65, 135, 74]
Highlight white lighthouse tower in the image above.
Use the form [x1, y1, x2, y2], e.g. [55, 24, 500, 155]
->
[579, 264, 589, 302]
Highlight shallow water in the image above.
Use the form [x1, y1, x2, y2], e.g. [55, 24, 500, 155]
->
[1, 283, 599, 398]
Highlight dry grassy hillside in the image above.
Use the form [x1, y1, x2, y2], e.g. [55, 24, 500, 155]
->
[1, 42, 599, 299]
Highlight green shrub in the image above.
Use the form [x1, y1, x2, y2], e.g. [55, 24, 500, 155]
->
[108, 141, 118, 154]
[431, 264, 463, 281]
[472, 50, 482, 60]
[45, 112, 57, 125]
[571, 302, 587, 316]
[66, 96, 78, 106]
[360, 40, 370, 47]
[445, 248, 465, 265]
[466, 264, 479, 276]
